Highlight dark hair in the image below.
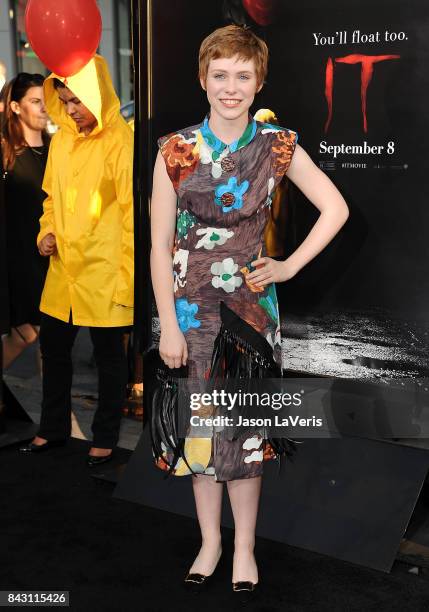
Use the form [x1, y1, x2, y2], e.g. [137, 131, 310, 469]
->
[53, 78, 66, 90]
[1, 72, 49, 170]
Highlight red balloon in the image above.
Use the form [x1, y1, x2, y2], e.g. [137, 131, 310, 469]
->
[25, 0, 102, 77]
[242, 0, 276, 26]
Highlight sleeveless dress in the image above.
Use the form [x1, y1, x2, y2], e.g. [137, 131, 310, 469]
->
[0, 155, 8, 334]
[156, 116, 297, 481]
[4, 146, 49, 327]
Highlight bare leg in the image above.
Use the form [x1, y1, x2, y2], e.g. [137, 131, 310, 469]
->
[188, 474, 224, 576]
[31, 435, 48, 445]
[2, 325, 47, 446]
[88, 447, 112, 457]
[227, 476, 262, 584]
[2, 324, 38, 370]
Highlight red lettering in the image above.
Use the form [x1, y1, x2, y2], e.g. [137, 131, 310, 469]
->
[324, 57, 334, 133]
[324, 54, 400, 133]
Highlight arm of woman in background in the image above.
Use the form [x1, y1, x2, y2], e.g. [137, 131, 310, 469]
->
[37, 142, 56, 256]
[150, 151, 188, 368]
[246, 143, 349, 286]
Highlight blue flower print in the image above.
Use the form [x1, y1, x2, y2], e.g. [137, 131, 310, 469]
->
[214, 176, 249, 213]
[175, 298, 201, 333]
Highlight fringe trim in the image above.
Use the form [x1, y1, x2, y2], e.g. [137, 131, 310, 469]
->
[149, 367, 196, 477]
[210, 325, 282, 380]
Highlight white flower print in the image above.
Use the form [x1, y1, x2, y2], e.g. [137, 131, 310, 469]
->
[211, 257, 243, 293]
[195, 227, 234, 250]
[172, 248, 189, 292]
[259, 176, 276, 213]
[183, 130, 198, 145]
[242, 436, 263, 451]
[266, 326, 281, 349]
[244, 450, 264, 463]
[261, 126, 283, 135]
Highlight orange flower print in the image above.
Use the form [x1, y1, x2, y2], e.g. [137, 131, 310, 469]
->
[240, 249, 264, 293]
[272, 130, 297, 177]
[155, 455, 173, 473]
[161, 133, 199, 190]
[241, 264, 264, 293]
[263, 442, 276, 461]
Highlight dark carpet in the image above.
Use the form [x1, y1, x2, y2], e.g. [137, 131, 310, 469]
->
[1, 437, 428, 612]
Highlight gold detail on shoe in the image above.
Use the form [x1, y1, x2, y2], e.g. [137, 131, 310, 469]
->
[232, 581, 256, 592]
[185, 573, 207, 584]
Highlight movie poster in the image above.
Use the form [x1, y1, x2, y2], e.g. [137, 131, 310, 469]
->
[150, 0, 429, 380]
[265, 0, 429, 380]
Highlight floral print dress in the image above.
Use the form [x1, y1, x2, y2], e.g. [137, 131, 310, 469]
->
[157, 115, 297, 481]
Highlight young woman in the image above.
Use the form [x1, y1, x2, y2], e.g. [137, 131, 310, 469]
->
[1, 73, 50, 371]
[150, 25, 349, 595]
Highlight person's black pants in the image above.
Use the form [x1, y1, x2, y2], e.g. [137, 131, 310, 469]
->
[37, 313, 128, 448]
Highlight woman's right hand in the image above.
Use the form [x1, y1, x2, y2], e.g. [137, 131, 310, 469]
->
[159, 325, 188, 369]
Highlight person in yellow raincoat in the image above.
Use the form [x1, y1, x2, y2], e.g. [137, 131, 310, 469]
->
[20, 55, 134, 466]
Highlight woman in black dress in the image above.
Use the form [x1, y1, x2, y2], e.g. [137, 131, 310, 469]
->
[1, 73, 50, 369]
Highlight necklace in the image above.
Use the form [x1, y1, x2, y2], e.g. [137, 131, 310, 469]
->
[25, 141, 45, 155]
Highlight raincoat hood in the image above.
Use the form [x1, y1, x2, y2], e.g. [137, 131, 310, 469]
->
[44, 54, 120, 137]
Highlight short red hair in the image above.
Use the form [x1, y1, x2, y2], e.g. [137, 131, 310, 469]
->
[199, 25, 269, 88]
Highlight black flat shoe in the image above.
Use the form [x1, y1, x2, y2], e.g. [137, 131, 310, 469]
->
[184, 572, 211, 593]
[86, 453, 113, 468]
[19, 440, 66, 453]
[232, 581, 257, 603]
[184, 548, 223, 592]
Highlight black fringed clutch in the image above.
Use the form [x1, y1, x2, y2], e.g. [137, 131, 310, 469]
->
[144, 348, 195, 476]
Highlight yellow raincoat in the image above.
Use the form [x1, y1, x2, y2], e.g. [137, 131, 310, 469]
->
[38, 55, 134, 327]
